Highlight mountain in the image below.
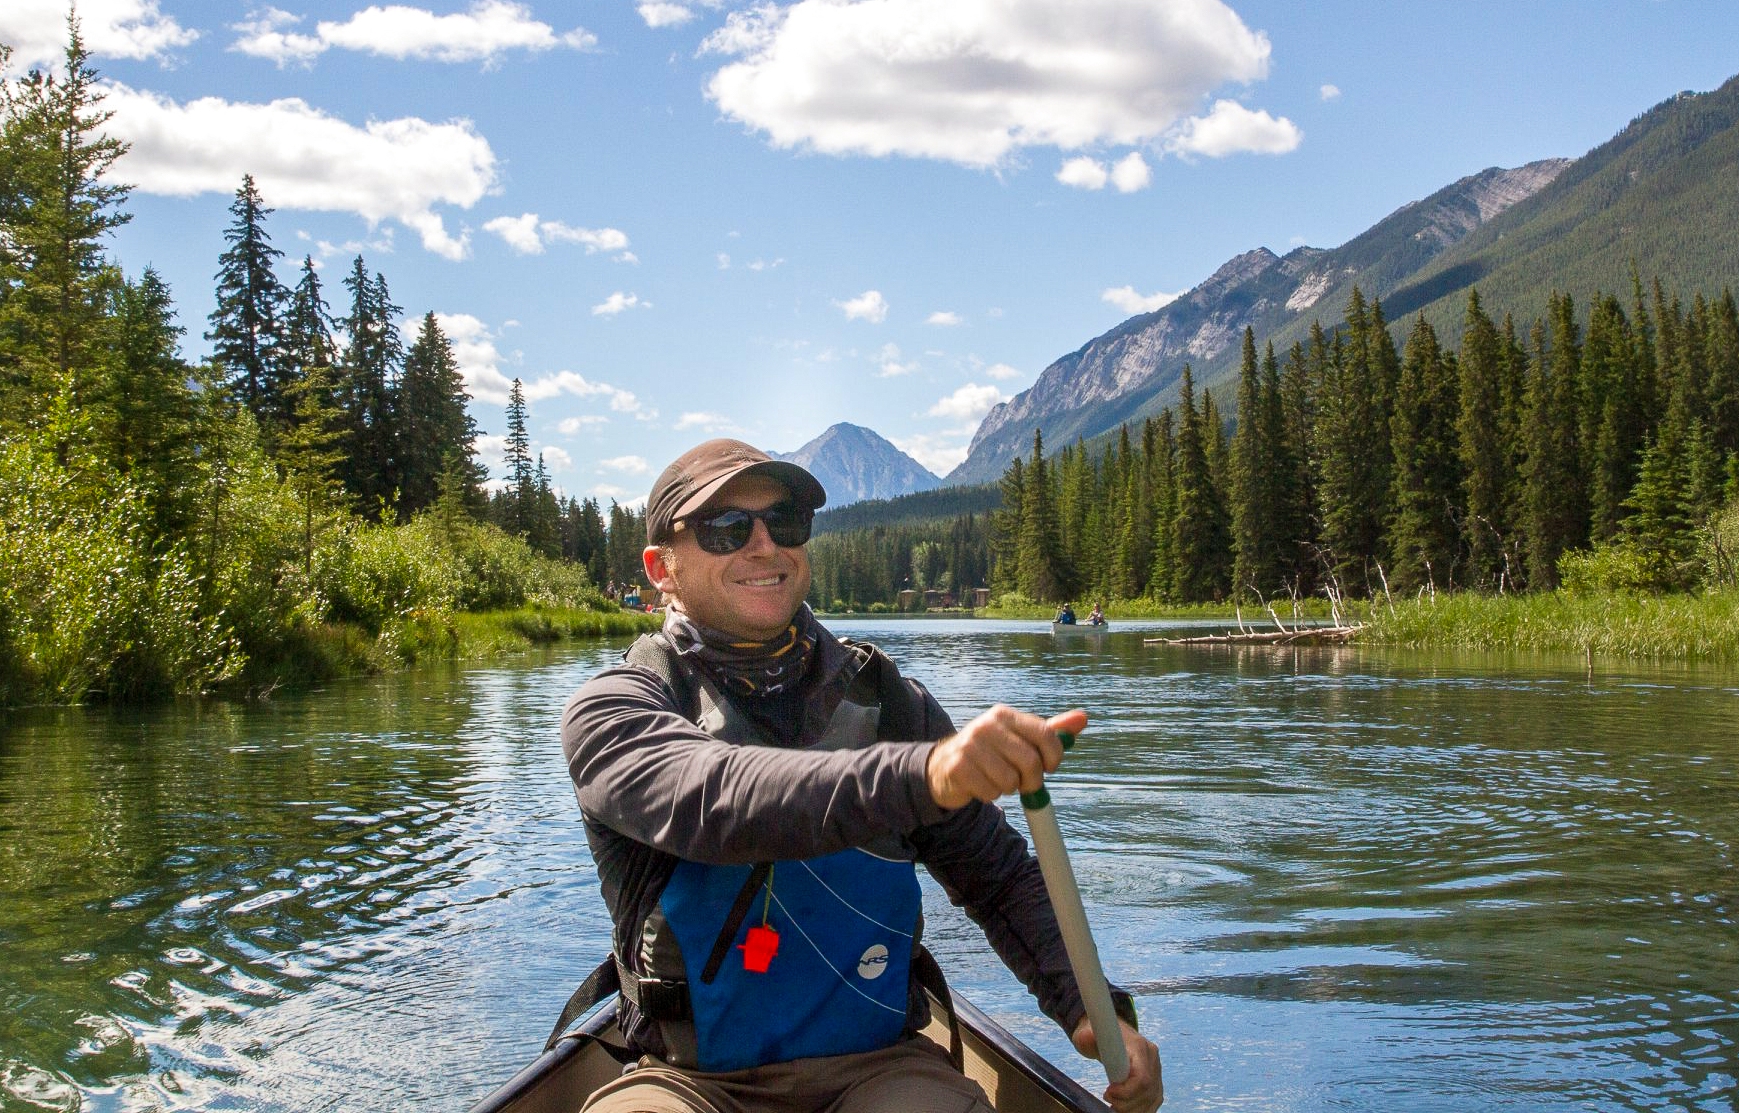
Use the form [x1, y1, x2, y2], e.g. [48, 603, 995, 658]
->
[776, 423, 941, 507]
[947, 73, 1739, 485]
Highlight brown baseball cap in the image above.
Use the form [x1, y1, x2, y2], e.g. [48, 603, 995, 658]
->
[645, 438, 827, 544]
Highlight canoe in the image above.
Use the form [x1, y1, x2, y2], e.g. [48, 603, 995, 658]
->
[468, 990, 1107, 1113]
[1051, 622, 1110, 637]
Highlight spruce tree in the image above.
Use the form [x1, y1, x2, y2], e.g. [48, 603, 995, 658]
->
[336, 257, 402, 515]
[207, 174, 289, 431]
[1386, 315, 1462, 593]
[0, 19, 131, 418]
[501, 377, 534, 538]
[1017, 430, 1070, 602]
[1582, 294, 1647, 544]
[990, 455, 1026, 598]
[1147, 412, 1178, 601]
[283, 254, 338, 377]
[1230, 328, 1280, 598]
[96, 267, 201, 540]
[277, 362, 347, 573]
[397, 312, 478, 518]
[1456, 291, 1511, 588]
[1170, 366, 1232, 602]
[1521, 301, 1587, 589]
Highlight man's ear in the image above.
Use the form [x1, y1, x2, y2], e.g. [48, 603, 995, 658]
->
[644, 545, 678, 594]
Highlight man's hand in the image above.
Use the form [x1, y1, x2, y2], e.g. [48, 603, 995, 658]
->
[924, 707, 1087, 810]
[1072, 1015, 1163, 1113]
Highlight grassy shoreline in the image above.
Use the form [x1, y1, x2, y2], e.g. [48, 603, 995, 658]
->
[1357, 588, 1739, 660]
[852, 589, 1739, 662]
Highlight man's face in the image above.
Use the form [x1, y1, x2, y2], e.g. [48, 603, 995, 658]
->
[643, 474, 812, 641]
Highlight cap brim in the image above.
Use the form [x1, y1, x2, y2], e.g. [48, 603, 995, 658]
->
[670, 459, 826, 523]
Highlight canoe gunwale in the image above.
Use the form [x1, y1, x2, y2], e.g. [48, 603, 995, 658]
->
[467, 993, 1108, 1113]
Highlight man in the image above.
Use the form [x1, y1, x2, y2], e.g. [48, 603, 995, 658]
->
[562, 439, 1162, 1113]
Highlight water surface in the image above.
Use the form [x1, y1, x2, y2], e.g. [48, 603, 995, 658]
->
[1, 619, 1734, 1111]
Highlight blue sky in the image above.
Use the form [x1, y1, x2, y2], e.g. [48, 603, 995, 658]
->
[4, 1, 1737, 501]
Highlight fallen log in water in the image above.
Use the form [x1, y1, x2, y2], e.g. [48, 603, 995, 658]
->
[1144, 624, 1364, 646]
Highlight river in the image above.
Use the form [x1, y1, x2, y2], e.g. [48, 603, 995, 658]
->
[1, 618, 1735, 1112]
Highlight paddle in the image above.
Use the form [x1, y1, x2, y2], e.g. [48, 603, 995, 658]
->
[1021, 729, 1131, 1085]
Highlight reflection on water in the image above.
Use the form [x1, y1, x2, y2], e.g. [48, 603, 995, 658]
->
[1, 620, 1735, 1112]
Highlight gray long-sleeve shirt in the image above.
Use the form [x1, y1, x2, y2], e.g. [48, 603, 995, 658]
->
[560, 628, 1097, 1042]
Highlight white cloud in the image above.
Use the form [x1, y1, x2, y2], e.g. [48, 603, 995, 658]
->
[1057, 156, 1109, 190]
[928, 383, 1007, 422]
[676, 412, 740, 434]
[0, 0, 197, 72]
[892, 432, 971, 476]
[717, 253, 732, 269]
[1320, 83, 1341, 101]
[484, 213, 632, 258]
[230, 1, 596, 68]
[983, 362, 1023, 381]
[558, 415, 609, 434]
[746, 257, 784, 271]
[1111, 151, 1152, 192]
[523, 371, 649, 419]
[1165, 99, 1301, 158]
[592, 292, 648, 316]
[539, 445, 574, 470]
[701, 0, 1285, 168]
[836, 289, 888, 323]
[637, 2, 697, 28]
[103, 84, 496, 259]
[877, 343, 917, 376]
[927, 311, 963, 327]
[598, 455, 652, 475]
[436, 312, 516, 402]
[592, 483, 635, 501]
[1102, 286, 1182, 315]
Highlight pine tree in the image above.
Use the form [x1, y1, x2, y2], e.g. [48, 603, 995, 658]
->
[1170, 366, 1232, 602]
[335, 257, 402, 515]
[0, 19, 131, 421]
[283, 254, 338, 378]
[1581, 294, 1647, 544]
[990, 455, 1026, 598]
[1385, 315, 1462, 593]
[1278, 339, 1318, 594]
[1456, 291, 1512, 588]
[277, 362, 347, 573]
[1522, 300, 1587, 589]
[501, 377, 534, 538]
[397, 312, 479, 519]
[1017, 430, 1070, 602]
[94, 267, 201, 539]
[1230, 328, 1282, 598]
[1147, 412, 1178, 600]
[207, 174, 289, 431]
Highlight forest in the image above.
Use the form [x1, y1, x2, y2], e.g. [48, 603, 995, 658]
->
[0, 30, 650, 707]
[807, 284, 1739, 611]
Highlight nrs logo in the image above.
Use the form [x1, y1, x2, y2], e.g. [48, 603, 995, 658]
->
[856, 943, 889, 979]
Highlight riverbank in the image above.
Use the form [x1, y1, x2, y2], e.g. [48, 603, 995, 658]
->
[231, 604, 663, 700]
[1358, 587, 1739, 660]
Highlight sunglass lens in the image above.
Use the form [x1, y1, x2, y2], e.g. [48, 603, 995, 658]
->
[695, 510, 753, 554]
[764, 510, 812, 547]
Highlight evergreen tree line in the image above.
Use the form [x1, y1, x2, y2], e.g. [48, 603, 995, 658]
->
[489, 377, 651, 593]
[988, 284, 1739, 606]
[806, 513, 992, 611]
[0, 28, 622, 704]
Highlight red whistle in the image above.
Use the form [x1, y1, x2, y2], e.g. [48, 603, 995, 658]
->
[738, 925, 779, 972]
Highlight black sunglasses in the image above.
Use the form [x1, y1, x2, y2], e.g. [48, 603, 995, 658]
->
[681, 504, 814, 554]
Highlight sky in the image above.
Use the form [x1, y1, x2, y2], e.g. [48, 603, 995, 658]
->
[3, 1, 1738, 504]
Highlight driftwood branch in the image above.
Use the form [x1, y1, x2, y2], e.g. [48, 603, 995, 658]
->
[1144, 624, 1364, 646]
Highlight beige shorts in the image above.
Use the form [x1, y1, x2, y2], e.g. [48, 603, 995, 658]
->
[580, 1036, 993, 1113]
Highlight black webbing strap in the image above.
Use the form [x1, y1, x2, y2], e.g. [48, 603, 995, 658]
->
[700, 861, 774, 984]
[911, 945, 963, 1072]
[542, 957, 620, 1052]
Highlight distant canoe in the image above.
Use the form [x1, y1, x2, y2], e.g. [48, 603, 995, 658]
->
[1051, 622, 1109, 637]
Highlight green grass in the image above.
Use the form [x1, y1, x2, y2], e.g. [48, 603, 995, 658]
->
[1359, 588, 1739, 660]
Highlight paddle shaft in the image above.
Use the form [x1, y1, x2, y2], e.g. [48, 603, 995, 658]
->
[1020, 733, 1131, 1085]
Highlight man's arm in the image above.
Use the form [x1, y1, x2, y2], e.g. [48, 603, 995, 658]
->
[562, 665, 948, 865]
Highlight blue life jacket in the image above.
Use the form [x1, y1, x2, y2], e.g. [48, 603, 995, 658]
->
[628, 637, 925, 1071]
